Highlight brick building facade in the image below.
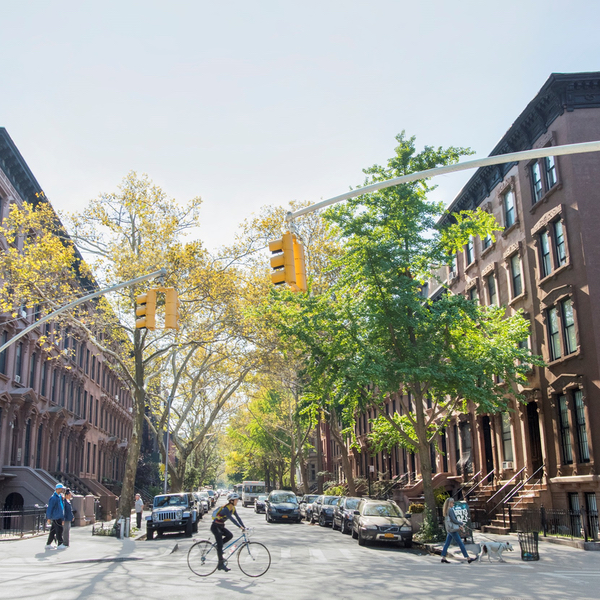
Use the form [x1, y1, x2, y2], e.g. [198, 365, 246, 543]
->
[0, 128, 133, 517]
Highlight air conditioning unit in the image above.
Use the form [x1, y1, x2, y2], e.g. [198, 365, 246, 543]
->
[502, 461, 513, 470]
[448, 270, 457, 281]
[14, 374, 21, 383]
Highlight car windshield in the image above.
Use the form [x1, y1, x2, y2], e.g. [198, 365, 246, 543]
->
[270, 494, 297, 504]
[345, 498, 360, 509]
[206, 490, 215, 496]
[154, 495, 187, 508]
[304, 495, 318, 503]
[198, 492, 209, 498]
[363, 503, 403, 517]
[257, 495, 268, 501]
[323, 496, 340, 505]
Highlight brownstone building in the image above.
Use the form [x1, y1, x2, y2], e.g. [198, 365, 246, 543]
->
[0, 129, 133, 519]
[325, 72, 600, 537]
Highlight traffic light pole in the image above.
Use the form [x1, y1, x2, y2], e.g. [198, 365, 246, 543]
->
[285, 140, 600, 225]
[0, 268, 167, 354]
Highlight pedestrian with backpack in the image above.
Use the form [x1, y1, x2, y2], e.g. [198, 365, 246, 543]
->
[211, 493, 246, 572]
[45, 483, 67, 550]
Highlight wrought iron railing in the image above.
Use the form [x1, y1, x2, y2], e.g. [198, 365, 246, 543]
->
[0, 506, 47, 538]
[514, 506, 599, 542]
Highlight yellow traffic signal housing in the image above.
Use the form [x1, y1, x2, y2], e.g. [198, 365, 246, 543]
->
[292, 236, 307, 293]
[136, 289, 157, 330]
[269, 232, 297, 287]
[164, 287, 180, 330]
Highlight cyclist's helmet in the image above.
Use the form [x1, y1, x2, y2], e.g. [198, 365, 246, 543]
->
[228, 493, 240, 501]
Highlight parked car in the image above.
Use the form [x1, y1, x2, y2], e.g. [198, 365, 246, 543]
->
[254, 495, 268, 514]
[192, 492, 206, 517]
[311, 495, 340, 526]
[265, 490, 301, 523]
[146, 492, 199, 539]
[299, 494, 319, 521]
[332, 496, 361, 534]
[206, 489, 216, 506]
[196, 491, 210, 514]
[351, 499, 412, 548]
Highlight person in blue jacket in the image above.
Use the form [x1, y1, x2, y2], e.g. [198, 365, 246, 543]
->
[45, 483, 66, 550]
[63, 489, 74, 547]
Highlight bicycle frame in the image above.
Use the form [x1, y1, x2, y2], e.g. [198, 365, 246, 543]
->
[221, 529, 251, 560]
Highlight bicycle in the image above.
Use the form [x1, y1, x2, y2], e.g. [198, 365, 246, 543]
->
[187, 528, 271, 578]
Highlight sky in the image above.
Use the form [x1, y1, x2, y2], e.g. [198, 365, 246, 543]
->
[2, 0, 599, 252]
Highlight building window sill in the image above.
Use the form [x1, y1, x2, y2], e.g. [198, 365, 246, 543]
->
[547, 349, 581, 367]
[538, 262, 571, 286]
[481, 244, 494, 259]
[501, 221, 520, 238]
[464, 260, 477, 274]
[530, 183, 562, 215]
[508, 291, 527, 307]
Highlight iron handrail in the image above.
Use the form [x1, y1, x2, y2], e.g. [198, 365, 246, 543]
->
[486, 466, 526, 505]
[503, 464, 545, 508]
[464, 468, 495, 498]
[452, 469, 482, 499]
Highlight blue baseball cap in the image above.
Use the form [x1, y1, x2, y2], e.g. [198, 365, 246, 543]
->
[55, 483, 65, 489]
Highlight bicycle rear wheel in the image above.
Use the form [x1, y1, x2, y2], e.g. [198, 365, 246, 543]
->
[187, 540, 218, 577]
[237, 541, 271, 577]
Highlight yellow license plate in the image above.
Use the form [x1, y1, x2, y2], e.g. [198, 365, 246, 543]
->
[384, 533, 395, 538]
[282, 515, 288, 518]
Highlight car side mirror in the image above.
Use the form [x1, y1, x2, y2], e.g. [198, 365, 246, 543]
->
[354, 510, 360, 516]
[405, 513, 411, 519]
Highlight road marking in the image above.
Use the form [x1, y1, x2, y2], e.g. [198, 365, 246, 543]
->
[280, 548, 291, 561]
[309, 548, 327, 563]
[339, 548, 354, 561]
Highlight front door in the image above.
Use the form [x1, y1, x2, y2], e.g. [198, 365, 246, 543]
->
[527, 402, 543, 476]
[481, 416, 494, 476]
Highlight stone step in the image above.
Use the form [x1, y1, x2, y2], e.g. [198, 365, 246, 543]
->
[481, 524, 511, 535]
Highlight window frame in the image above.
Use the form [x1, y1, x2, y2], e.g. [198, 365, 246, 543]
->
[509, 253, 523, 299]
[503, 188, 516, 229]
[486, 273, 498, 306]
[558, 394, 574, 465]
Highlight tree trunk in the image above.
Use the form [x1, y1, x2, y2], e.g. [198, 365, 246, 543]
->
[414, 393, 436, 513]
[316, 421, 323, 494]
[329, 409, 356, 496]
[298, 445, 310, 494]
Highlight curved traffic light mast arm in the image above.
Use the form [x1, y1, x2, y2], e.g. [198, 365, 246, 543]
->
[0, 268, 168, 354]
[285, 140, 600, 225]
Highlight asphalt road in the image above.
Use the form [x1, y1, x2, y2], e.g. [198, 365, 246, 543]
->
[1, 502, 600, 600]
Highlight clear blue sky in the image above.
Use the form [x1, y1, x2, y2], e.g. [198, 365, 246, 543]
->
[2, 0, 599, 250]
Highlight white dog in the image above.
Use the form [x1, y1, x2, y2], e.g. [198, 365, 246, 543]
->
[478, 541, 514, 562]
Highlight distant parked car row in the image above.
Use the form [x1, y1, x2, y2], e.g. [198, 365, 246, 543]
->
[297, 493, 413, 548]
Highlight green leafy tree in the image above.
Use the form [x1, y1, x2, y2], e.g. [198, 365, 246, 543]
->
[270, 133, 543, 514]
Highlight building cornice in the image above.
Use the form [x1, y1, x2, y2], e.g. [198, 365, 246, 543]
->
[439, 72, 600, 227]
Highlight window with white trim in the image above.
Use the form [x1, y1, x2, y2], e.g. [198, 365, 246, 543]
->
[486, 274, 497, 306]
[530, 152, 559, 204]
[509, 254, 523, 298]
[504, 189, 516, 228]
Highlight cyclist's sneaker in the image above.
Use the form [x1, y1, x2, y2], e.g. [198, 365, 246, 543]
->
[217, 560, 231, 572]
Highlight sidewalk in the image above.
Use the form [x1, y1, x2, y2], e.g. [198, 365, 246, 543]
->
[0, 523, 171, 567]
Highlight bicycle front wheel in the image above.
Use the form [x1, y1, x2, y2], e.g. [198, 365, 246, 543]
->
[187, 540, 218, 577]
[237, 541, 271, 577]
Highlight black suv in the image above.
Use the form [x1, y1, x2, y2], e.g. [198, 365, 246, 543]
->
[311, 495, 340, 526]
[332, 496, 361, 534]
[146, 492, 199, 539]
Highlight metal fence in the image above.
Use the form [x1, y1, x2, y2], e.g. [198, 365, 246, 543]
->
[513, 506, 599, 542]
[0, 507, 47, 538]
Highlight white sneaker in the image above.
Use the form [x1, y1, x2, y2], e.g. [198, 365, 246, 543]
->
[57, 544, 67, 550]
[45, 544, 55, 550]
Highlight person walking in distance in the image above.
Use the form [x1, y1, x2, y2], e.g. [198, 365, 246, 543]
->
[440, 498, 475, 564]
[45, 483, 67, 550]
[62, 489, 74, 547]
[211, 493, 246, 572]
[135, 493, 144, 529]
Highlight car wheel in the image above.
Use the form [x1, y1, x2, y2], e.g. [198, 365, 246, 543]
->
[340, 520, 347, 535]
[332, 518, 339, 531]
[185, 520, 193, 538]
[319, 513, 326, 527]
[352, 526, 358, 540]
[266, 513, 270, 523]
[157, 530, 164, 538]
[192, 520, 198, 533]
[146, 527, 154, 540]
[404, 540, 413, 549]
[358, 531, 367, 546]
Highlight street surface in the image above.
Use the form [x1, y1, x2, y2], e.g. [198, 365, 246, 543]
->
[1, 502, 599, 599]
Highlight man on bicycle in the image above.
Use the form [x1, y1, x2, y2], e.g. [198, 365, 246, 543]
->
[211, 492, 246, 572]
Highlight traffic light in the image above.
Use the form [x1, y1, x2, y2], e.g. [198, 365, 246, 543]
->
[269, 232, 296, 287]
[135, 289, 157, 330]
[164, 287, 180, 330]
[268, 231, 307, 293]
[292, 235, 307, 293]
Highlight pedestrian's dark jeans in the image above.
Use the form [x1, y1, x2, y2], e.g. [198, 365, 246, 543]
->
[211, 522, 233, 561]
[47, 519, 64, 546]
[136, 512, 142, 529]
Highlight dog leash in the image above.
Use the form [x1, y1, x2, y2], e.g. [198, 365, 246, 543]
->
[463, 524, 505, 543]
